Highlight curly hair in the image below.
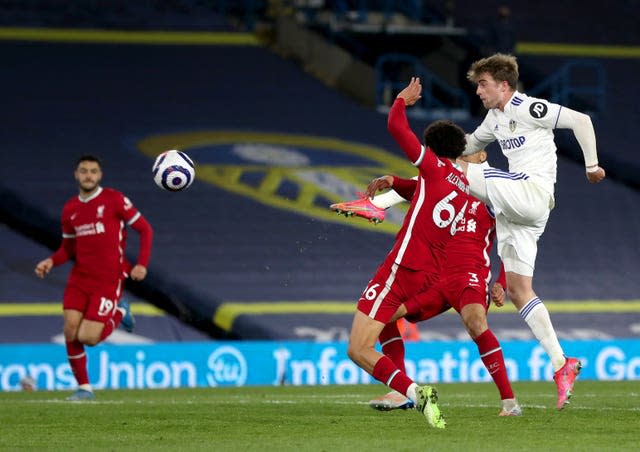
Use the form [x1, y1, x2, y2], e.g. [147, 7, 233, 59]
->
[466, 53, 519, 89]
[422, 120, 466, 160]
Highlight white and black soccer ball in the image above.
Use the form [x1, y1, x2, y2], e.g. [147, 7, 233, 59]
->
[152, 150, 195, 192]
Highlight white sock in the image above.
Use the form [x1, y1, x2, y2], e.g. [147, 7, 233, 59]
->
[371, 190, 406, 209]
[406, 383, 419, 404]
[519, 297, 566, 371]
[502, 398, 519, 410]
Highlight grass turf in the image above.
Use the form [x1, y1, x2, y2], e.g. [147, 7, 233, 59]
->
[0, 381, 638, 451]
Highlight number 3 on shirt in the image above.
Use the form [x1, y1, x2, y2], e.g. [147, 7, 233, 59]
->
[433, 191, 467, 235]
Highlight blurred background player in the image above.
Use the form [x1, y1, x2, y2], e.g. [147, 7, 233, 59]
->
[348, 78, 470, 429]
[460, 53, 606, 410]
[35, 154, 153, 401]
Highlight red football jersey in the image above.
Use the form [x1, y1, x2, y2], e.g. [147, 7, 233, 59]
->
[59, 187, 142, 282]
[391, 176, 496, 282]
[444, 196, 496, 283]
[392, 177, 498, 317]
[387, 99, 470, 274]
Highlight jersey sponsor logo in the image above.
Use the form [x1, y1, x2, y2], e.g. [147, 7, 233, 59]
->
[135, 130, 417, 235]
[75, 222, 106, 236]
[499, 136, 526, 150]
[509, 119, 517, 132]
[465, 218, 477, 233]
[529, 102, 548, 118]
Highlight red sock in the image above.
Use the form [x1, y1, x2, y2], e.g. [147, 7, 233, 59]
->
[379, 322, 405, 372]
[474, 329, 514, 400]
[99, 308, 124, 342]
[372, 355, 414, 396]
[66, 340, 89, 386]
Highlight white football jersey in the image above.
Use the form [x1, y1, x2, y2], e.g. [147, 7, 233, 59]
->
[471, 91, 562, 197]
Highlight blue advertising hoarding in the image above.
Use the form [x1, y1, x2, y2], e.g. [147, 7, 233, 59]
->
[1, 339, 639, 391]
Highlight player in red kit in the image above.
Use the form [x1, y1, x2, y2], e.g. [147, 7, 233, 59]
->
[342, 147, 519, 416]
[347, 78, 470, 429]
[370, 156, 520, 416]
[35, 155, 153, 401]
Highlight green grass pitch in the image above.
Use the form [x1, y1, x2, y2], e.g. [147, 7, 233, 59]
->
[1, 381, 638, 451]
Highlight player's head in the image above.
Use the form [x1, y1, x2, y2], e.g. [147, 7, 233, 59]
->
[75, 154, 103, 194]
[466, 53, 518, 110]
[423, 120, 466, 161]
[460, 149, 487, 165]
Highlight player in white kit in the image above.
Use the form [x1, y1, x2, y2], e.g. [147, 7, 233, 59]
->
[458, 53, 606, 410]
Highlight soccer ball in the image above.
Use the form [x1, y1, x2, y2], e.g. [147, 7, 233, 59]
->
[152, 150, 195, 191]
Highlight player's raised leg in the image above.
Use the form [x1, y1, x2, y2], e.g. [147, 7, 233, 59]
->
[330, 194, 387, 223]
[118, 297, 135, 333]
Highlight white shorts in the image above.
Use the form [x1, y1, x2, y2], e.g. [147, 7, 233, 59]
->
[466, 163, 552, 275]
[495, 214, 547, 276]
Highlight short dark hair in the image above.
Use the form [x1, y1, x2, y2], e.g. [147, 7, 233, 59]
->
[422, 120, 466, 160]
[76, 154, 102, 169]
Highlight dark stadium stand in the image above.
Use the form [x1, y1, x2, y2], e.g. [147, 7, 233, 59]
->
[0, 223, 210, 342]
[1, 2, 638, 341]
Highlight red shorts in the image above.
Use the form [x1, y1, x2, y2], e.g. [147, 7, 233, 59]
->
[408, 271, 489, 320]
[357, 257, 438, 324]
[63, 276, 124, 323]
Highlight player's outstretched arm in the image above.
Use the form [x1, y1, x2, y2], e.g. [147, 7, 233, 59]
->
[365, 175, 417, 202]
[556, 107, 605, 183]
[388, 78, 424, 164]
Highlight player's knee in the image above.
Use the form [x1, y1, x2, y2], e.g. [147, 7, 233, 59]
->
[506, 286, 532, 307]
[347, 341, 368, 367]
[463, 315, 487, 338]
[346, 342, 359, 363]
[63, 323, 80, 342]
[77, 331, 100, 346]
